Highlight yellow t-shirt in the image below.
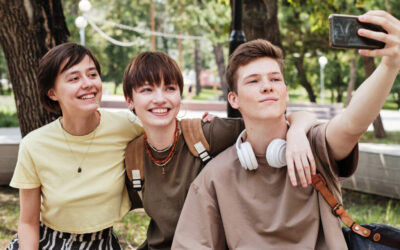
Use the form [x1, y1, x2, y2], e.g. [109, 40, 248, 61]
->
[10, 109, 143, 233]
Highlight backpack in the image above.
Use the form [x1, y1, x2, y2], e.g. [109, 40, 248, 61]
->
[125, 119, 211, 197]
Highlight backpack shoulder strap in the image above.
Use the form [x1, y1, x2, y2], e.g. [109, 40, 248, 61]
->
[180, 118, 211, 162]
[125, 134, 144, 191]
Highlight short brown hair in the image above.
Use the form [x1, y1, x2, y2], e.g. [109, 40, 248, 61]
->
[37, 42, 101, 113]
[225, 39, 284, 93]
[123, 51, 183, 101]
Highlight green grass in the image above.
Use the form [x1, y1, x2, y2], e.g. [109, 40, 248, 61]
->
[360, 131, 400, 144]
[342, 189, 400, 227]
[1, 186, 398, 249]
[0, 186, 149, 249]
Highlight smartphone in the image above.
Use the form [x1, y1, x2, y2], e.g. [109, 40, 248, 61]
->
[329, 14, 386, 49]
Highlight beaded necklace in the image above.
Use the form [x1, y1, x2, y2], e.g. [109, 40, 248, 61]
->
[144, 119, 179, 175]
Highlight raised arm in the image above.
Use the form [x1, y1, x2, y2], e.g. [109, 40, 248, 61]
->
[286, 111, 318, 187]
[326, 10, 400, 160]
[18, 188, 41, 250]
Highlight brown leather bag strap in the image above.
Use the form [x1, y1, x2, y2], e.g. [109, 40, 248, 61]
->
[125, 135, 144, 190]
[311, 174, 372, 238]
[181, 119, 211, 162]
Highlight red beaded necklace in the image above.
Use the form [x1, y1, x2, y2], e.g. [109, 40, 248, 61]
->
[144, 119, 179, 175]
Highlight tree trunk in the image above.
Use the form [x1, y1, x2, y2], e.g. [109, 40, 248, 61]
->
[194, 40, 202, 96]
[0, 0, 69, 137]
[213, 44, 228, 101]
[345, 56, 357, 106]
[242, 0, 282, 48]
[396, 91, 400, 110]
[363, 56, 386, 138]
[336, 73, 343, 103]
[294, 55, 317, 103]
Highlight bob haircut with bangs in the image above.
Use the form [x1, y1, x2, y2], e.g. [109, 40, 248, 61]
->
[37, 42, 101, 113]
[123, 51, 184, 101]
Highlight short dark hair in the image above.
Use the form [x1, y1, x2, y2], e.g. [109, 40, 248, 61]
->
[225, 39, 284, 93]
[37, 42, 101, 113]
[123, 51, 183, 101]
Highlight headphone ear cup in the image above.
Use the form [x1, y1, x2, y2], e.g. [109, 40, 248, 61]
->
[236, 144, 248, 170]
[235, 129, 258, 170]
[266, 139, 287, 168]
[241, 142, 258, 170]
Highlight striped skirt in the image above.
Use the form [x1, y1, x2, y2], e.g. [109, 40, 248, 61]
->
[7, 222, 122, 250]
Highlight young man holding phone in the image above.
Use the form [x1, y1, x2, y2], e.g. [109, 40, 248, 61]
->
[172, 10, 400, 249]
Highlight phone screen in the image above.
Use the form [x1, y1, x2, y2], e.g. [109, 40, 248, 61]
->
[329, 14, 386, 49]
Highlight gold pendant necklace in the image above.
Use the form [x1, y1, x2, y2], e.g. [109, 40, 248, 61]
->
[60, 120, 98, 174]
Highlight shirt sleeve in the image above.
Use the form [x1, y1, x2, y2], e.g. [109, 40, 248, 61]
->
[9, 139, 41, 189]
[172, 174, 227, 250]
[126, 111, 144, 140]
[202, 117, 245, 157]
[308, 122, 359, 184]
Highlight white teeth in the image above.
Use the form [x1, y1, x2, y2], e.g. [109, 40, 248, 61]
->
[152, 108, 168, 113]
[81, 94, 95, 99]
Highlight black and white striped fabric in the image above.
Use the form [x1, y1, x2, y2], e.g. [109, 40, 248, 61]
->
[7, 222, 122, 250]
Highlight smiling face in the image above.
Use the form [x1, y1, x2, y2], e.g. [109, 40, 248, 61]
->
[47, 55, 102, 116]
[228, 57, 289, 122]
[131, 80, 181, 130]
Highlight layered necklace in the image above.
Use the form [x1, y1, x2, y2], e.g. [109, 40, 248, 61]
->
[144, 119, 179, 175]
[60, 116, 99, 174]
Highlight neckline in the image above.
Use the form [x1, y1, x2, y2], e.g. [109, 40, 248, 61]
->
[57, 110, 102, 141]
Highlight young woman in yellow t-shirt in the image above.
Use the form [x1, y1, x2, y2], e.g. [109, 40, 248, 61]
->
[8, 43, 142, 249]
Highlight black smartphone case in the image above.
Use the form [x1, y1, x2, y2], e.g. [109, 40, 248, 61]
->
[329, 14, 386, 49]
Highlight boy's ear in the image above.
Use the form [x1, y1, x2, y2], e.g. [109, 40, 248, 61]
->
[126, 97, 134, 110]
[228, 91, 240, 110]
[47, 89, 58, 101]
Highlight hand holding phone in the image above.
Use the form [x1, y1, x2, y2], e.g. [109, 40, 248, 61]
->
[329, 14, 387, 49]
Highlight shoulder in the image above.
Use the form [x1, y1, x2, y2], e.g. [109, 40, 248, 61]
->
[99, 109, 136, 124]
[194, 145, 239, 184]
[201, 117, 243, 134]
[99, 109, 143, 138]
[201, 117, 244, 155]
[22, 119, 59, 145]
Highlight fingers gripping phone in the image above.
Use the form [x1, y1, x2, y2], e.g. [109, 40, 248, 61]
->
[329, 14, 387, 49]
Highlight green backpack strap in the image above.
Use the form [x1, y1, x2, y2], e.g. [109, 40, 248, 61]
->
[125, 134, 144, 193]
[180, 118, 211, 162]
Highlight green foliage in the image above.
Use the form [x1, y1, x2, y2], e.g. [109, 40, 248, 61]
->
[0, 46, 9, 80]
[280, 0, 400, 107]
[360, 131, 400, 144]
[0, 111, 19, 127]
[343, 190, 400, 227]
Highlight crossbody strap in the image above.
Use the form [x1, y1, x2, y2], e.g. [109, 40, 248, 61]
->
[312, 174, 372, 238]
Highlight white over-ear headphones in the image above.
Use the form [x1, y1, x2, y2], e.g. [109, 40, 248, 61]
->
[235, 129, 287, 170]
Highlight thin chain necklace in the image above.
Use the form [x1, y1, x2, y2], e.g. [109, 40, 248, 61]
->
[144, 119, 179, 175]
[60, 118, 98, 174]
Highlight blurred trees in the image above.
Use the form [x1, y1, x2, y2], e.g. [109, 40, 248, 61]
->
[1, 0, 399, 135]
